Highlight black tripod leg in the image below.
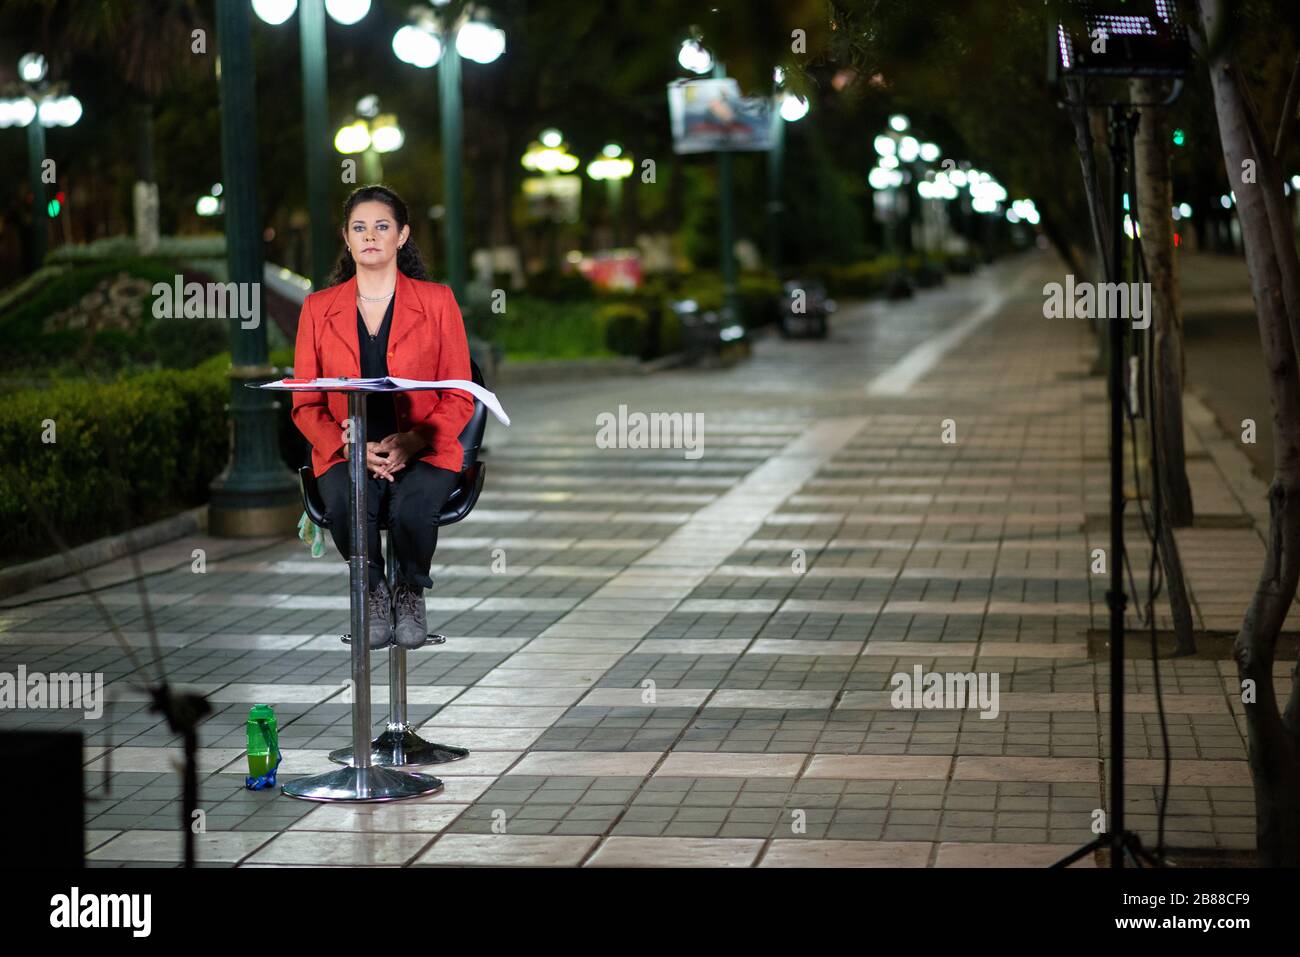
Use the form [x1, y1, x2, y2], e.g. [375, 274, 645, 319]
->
[183, 726, 198, 869]
[1052, 839, 1104, 868]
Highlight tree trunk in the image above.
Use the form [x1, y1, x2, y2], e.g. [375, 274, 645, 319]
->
[1065, 82, 1110, 372]
[1199, 0, 1300, 868]
[1128, 78, 1196, 656]
[133, 99, 160, 255]
[1065, 79, 1110, 280]
[1131, 78, 1194, 527]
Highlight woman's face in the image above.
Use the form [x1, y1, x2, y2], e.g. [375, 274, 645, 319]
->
[343, 200, 411, 269]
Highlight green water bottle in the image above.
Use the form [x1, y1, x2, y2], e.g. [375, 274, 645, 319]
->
[245, 703, 280, 785]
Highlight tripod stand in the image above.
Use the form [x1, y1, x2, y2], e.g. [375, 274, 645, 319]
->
[1054, 102, 1162, 870]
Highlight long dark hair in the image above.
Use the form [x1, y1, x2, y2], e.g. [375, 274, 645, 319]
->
[328, 185, 430, 285]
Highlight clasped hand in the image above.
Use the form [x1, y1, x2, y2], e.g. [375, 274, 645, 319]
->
[342, 431, 425, 482]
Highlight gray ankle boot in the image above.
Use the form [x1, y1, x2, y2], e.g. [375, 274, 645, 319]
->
[393, 583, 428, 649]
[367, 579, 394, 649]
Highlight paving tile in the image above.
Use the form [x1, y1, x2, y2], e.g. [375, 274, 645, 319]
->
[89, 830, 277, 863]
[246, 831, 423, 866]
[954, 757, 1100, 783]
[507, 751, 661, 777]
[413, 834, 598, 866]
[705, 690, 837, 710]
[578, 688, 712, 708]
[803, 755, 953, 780]
[655, 753, 806, 778]
[288, 802, 469, 833]
[585, 837, 764, 867]
[759, 840, 932, 867]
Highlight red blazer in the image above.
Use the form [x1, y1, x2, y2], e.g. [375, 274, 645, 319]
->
[291, 271, 475, 478]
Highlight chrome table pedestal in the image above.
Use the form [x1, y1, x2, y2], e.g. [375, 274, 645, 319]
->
[277, 391, 443, 803]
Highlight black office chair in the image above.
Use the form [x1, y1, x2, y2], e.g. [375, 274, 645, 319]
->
[297, 359, 490, 768]
[298, 358, 490, 545]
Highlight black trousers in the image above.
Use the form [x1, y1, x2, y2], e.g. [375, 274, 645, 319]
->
[318, 459, 460, 591]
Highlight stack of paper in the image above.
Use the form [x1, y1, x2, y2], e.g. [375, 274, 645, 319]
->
[262, 376, 510, 426]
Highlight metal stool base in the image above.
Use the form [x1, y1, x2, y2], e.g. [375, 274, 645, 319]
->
[281, 763, 443, 803]
[329, 727, 470, 768]
[340, 633, 448, 647]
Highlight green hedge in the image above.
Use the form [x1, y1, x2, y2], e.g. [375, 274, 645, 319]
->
[486, 296, 618, 362]
[0, 366, 229, 562]
[806, 253, 977, 298]
[597, 302, 651, 357]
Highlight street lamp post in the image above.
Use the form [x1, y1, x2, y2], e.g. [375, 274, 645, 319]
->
[26, 112, 46, 268]
[393, 11, 505, 326]
[768, 70, 809, 278]
[252, 0, 372, 290]
[209, 0, 300, 537]
[299, 0, 333, 291]
[766, 100, 784, 277]
[2, 53, 82, 269]
[712, 60, 740, 327]
[18, 54, 49, 269]
[586, 144, 634, 248]
[439, 26, 466, 304]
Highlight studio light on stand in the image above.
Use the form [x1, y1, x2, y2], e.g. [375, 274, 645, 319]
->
[1047, 0, 1189, 870]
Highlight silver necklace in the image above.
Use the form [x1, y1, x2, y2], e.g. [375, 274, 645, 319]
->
[357, 289, 394, 302]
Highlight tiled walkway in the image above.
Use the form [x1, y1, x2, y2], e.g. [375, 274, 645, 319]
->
[1, 250, 1285, 866]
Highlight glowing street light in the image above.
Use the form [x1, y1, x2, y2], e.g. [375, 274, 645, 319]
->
[333, 120, 371, 154]
[869, 166, 904, 190]
[779, 93, 809, 122]
[252, 0, 371, 25]
[457, 20, 506, 64]
[17, 52, 47, 84]
[889, 113, 910, 132]
[370, 119, 404, 154]
[1009, 199, 1040, 225]
[586, 145, 634, 180]
[324, 0, 370, 26]
[678, 38, 713, 74]
[335, 110, 403, 180]
[251, 0, 294, 24]
[392, 24, 440, 67]
[522, 132, 579, 173]
[36, 96, 82, 127]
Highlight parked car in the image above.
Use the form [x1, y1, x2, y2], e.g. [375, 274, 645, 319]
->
[777, 279, 837, 339]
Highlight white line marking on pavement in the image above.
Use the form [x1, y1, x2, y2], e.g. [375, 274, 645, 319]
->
[866, 263, 1038, 397]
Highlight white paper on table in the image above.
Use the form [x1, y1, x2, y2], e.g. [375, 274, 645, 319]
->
[261, 376, 510, 426]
